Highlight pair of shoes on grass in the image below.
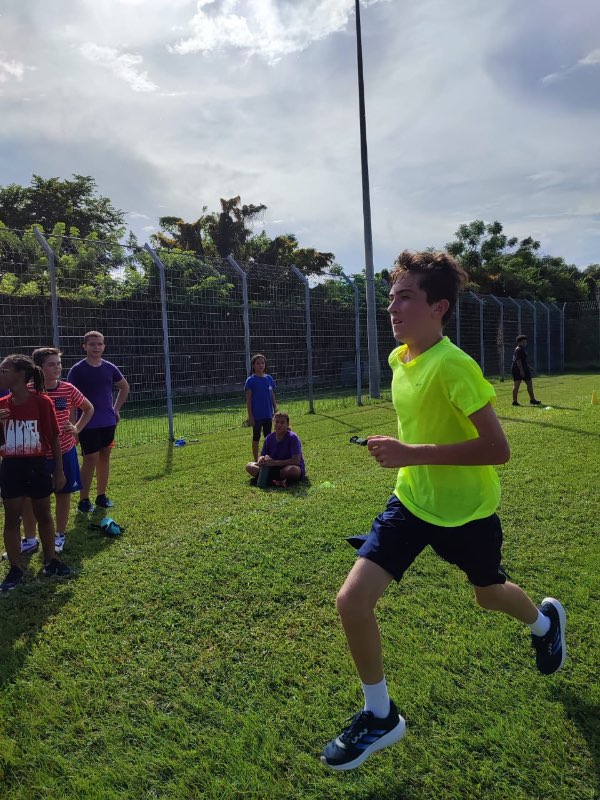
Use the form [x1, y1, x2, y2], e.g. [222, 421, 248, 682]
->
[321, 598, 566, 771]
[1, 559, 72, 593]
[20, 533, 66, 556]
[78, 494, 114, 514]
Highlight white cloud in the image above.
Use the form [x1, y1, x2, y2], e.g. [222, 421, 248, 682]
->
[170, 0, 386, 63]
[0, 56, 34, 83]
[541, 45, 600, 84]
[79, 43, 158, 92]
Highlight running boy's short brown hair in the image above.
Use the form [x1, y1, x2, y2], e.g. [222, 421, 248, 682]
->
[32, 347, 61, 367]
[389, 250, 468, 325]
[83, 330, 104, 343]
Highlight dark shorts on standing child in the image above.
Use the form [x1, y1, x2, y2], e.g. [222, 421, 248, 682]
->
[252, 418, 272, 442]
[0, 457, 54, 500]
[47, 445, 82, 494]
[356, 496, 506, 587]
[78, 425, 116, 455]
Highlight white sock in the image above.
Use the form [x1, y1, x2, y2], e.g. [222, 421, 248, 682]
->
[528, 610, 551, 637]
[25, 537, 38, 545]
[362, 678, 390, 719]
[56, 532, 66, 538]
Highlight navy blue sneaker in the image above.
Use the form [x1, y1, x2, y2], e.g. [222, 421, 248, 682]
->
[42, 559, 72, 578]
[531, 597, 566, 675]
[95, 494, 114, 509]
[77, 499, 95, 514]
[1, 566, 24, 593]
[321, 701, 405, 770]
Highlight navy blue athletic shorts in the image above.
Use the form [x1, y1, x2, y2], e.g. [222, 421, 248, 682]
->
[356, 495, 506, 587]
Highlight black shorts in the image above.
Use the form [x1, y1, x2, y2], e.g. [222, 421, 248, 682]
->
[0, 457, 54, 500]
[252, 418, 272, 442]
[79, 426, 116, 456]
[511, 366, 531, 382]
[356, 496, 506, 587]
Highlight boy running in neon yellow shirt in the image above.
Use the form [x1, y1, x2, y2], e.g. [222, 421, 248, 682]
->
[321, 250, 566, 771]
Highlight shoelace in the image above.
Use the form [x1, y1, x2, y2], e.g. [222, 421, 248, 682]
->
[339, 710, 374, 744]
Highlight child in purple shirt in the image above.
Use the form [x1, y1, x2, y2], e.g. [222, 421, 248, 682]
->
[245, 412, 305, 487]
[67, 331, 129, 513]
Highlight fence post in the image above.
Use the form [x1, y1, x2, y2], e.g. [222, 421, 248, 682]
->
[33, 227, 60, 349]
[144, 245, 175, 441]
[523, 299, 538, 373]
[595, 284, 600, 366]
[489, 295, 504, 380]
[455, 295, 461, 348]
[340, 272, 362, 406]
[508, 297, 521, 334]
[291, 267, 314, 414]
[554, 303, 565, 372]
[469, 291, 485, 374]
[226, 256, 251, 377]
[540, 302, 551, 372]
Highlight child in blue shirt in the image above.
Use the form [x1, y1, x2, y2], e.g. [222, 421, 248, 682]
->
[244, 353, 278, 462]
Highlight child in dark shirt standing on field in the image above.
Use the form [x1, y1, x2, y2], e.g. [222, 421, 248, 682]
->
[67, 331, 129, 513]
[245, 353, 278, 462]
[512, 335, 541, 406]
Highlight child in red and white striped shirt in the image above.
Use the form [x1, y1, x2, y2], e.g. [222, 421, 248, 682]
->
[21, 348, 94, 555]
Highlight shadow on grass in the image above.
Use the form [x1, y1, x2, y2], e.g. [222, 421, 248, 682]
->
[556, 689, 600, 795]
[249, 477, 313, 497]
[498, 415, 600, 439]
[0, 509, 116, 688]
[142, 442, 175, 482]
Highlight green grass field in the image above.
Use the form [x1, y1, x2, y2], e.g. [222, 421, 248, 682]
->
[1, 374, 599, 800]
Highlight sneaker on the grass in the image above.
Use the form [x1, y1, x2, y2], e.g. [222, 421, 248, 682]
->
[530, 399, 542, 405]
[1, 566, 24, 593]
[321, 700, 405, 771]
[77, 499, 95, 514]
[42, 559, 72, 578]
[531, 597, 566, 675]
[55, 534, 66, 554]
[21, 538, 40, 555]
[95, 494, 114, 509]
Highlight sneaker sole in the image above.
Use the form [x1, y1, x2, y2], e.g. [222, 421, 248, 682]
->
[541, 597, 567, 673]
[321, 717, 406, 771]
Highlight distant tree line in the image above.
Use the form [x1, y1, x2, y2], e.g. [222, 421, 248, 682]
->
[0, 175, 598, 304]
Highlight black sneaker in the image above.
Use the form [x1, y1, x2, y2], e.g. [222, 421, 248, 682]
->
[531, 597, 566, 675]
[1, 566, 24, 593]
[530, 399, 542, 405]
[77, 498, 95, 514]
[42, 559, 72, 578]
[95, 494, 114, 509]
[512, 401, 520, 406]
[321, 701, 405, 771]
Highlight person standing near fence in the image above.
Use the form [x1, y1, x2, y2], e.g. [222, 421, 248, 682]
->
[0, 355, 72, 592]
[511, 335, 542, 406]
[67, 331, 129, 514]
[245, 353, 278, 462]
[20, 347, 94, 555]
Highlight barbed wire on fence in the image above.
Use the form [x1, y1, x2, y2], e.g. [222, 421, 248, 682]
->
[1, 226, 598, 445]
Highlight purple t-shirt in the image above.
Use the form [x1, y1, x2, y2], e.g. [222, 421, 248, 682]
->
[67, 359, 124, 429]
[261, 430, 305, 476]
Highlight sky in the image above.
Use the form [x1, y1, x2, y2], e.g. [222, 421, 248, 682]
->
[1, 0, 599, 272]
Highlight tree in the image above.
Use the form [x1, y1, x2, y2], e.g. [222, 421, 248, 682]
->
[0, 175, 125, 239]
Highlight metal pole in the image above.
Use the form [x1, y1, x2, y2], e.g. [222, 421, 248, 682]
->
[469, 291, 485, 374]
[595, 284, 600, 367]
[553, 303, 565, 373]
[226, 256, 251, 377]
[144, 244, 175, 441]
[455, 295, 461, 347]
[524, 299, 537, 373]
[340, 271, 362, 406]
[541, 301, 551, 372]
[508, 297, 521, 334]
[291, 267, 314, 413]
[489, 295, 505, 380]
[34, 227, 60, 349]
[354, 0, 380, 398]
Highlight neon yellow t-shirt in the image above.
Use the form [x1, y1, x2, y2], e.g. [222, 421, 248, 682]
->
[390, 336, 500, 527]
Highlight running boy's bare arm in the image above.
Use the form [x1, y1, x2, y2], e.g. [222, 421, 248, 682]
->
[367, 404, 510, 468]
[113, 377, 130, 422]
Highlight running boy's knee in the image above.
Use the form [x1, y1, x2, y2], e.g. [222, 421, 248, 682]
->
[336, 586, 371, 620]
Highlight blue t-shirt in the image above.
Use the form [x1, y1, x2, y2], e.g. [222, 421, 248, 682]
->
[261, 430, 305, 476]
[67, 359, 124, 429]
[244, 374, 276, 420]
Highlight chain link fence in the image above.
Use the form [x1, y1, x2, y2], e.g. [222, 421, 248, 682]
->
[1, 227, 598, 445]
